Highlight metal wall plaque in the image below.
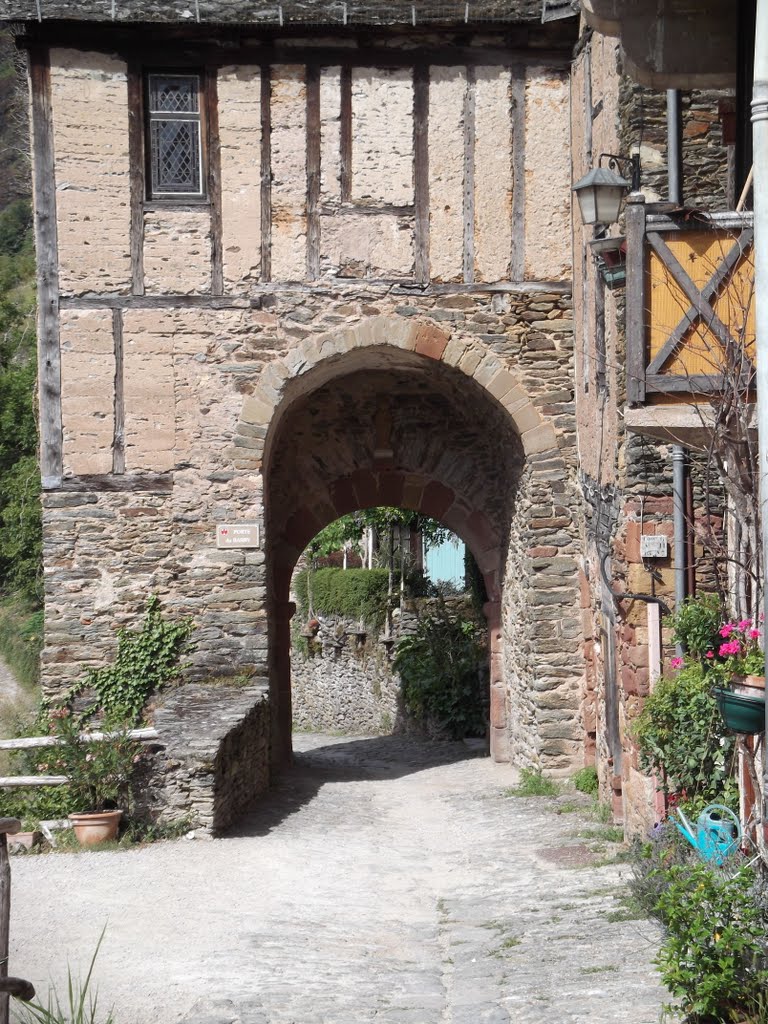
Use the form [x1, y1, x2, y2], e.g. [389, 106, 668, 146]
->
[640, 534, 668, 559]
[216, 524, 261, 549]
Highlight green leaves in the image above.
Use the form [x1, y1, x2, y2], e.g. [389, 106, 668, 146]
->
[294, 567, 391, 628]
[394, 607, 487, 739]
[86, 595, 193, 724]
[652, 864, 768, 1021]
[634, 662, 735, 806]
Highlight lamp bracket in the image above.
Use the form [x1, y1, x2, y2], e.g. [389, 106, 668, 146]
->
[598, 152, 641, 192]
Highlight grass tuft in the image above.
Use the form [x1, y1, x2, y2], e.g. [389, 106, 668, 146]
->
[504, 768, 560, 798]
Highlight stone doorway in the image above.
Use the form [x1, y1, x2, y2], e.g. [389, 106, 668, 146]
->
[253, 315, 585, 775]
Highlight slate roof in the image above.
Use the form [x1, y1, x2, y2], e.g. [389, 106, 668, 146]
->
[0, 0, 549, 24]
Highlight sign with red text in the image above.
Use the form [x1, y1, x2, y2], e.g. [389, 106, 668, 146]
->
[216, 524, 261, 549]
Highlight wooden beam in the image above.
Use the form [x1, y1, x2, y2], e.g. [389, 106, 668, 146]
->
[306, 64, 321, 281]
[58, 278, 572, 311]
[646, 228, 754, 374]
[43, 473, 173, 493]
[624, 196, 647, 405]
[462, 66, 476, 285]
[205, 67, 224, 296]
[645, 372, 753, 394]
[510, 63, 526, 282]
[646, 231, 738, 355]
[0, 777, 68, 788]
[0, 727, 159, 751]
[260, 65, 272, 283]
[127, 62, 145, 296]
[413, 65, 429, 285]
[112, 309, 125, 475]
[340, 66, 352, 203]
[29, 46, 63, 489]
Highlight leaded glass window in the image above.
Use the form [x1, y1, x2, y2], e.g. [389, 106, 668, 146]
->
[146, 73, 204, 199]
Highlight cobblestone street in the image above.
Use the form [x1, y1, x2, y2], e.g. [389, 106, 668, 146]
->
[11, 734, 666, 1024]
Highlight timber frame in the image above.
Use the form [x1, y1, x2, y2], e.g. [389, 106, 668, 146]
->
[624, 197, 755, 405]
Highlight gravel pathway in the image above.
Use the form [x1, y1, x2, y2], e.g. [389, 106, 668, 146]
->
[9, 733, 666, 1024]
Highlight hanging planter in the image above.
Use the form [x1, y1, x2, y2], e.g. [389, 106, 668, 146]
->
[713, 687, 766, 734]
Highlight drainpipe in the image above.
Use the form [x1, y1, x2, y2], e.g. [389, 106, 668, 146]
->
[667, 89, 683, 205]
[752, 0, 768, 840]
[672, 447, 687, 656]
[668, 90, 687, 652]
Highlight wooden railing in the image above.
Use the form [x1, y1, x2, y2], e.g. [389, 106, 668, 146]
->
[0, 728, 159, 788]
[625, 197, 755, 404]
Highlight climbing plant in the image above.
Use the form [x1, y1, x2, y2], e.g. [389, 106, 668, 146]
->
[47, 596, 194, 725]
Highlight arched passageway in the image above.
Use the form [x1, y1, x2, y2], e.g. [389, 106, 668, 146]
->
[254, 316, 585, 775]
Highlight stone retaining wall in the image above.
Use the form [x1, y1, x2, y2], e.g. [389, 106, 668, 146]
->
[150, 683, 270, 834]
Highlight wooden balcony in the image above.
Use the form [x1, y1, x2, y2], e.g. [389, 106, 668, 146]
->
[624, 197, 754, 444]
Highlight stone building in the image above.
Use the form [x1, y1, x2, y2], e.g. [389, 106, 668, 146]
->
[5, 0, 750, 832]
[1, 0, 594, 825]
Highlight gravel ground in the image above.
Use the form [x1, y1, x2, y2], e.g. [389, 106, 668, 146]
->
[8, 733, 666, 1024]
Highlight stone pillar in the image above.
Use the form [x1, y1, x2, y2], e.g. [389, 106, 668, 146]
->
[272, 600, 296, 769]
[484, 600, 508, 762]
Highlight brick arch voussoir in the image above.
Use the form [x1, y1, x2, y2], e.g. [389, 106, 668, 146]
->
[236, 316, 560, 462]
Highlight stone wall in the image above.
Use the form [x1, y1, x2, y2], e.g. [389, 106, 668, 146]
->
[291, 620, 403, 736]
[571, 27, 736, 829]
[150, 682, 271, 834]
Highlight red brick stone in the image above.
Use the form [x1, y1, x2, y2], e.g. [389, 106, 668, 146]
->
[414, 324, 449, 360]
[421, 480, 455, 519]
[527, 545, 557, 558]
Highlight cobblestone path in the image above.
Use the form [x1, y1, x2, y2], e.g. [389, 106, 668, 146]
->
[11, 734, 666, 1024]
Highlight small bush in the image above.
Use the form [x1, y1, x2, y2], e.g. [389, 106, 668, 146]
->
[634, 661, 736, 807]
[573, 765, 599, 796]
[653, 863, 768, 1021]
[504, 768, 560, 798]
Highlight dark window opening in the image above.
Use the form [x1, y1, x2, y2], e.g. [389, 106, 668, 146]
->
[146, 73, 205, 200]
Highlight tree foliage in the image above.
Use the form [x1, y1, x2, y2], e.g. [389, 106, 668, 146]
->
[0, 197, 40, 604]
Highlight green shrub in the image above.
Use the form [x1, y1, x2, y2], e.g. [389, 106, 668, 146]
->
[634, 662, 735, 807]
[672, 593, 723, 663]
[653, 863, 768, 1021]
[394, 607, 487, 739]
[294, 567, 391, 629]
[504, 768, 560, 798]
[573, 765, 599, 796]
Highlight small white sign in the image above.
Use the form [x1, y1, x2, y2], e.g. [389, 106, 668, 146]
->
[640, 534, 668, 559]
[216, 524, 261, 549]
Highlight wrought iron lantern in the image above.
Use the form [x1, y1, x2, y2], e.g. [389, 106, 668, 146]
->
[572, 152, 641, 228]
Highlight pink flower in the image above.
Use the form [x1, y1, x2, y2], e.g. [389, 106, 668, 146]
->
[720, 624, 735, 638]
[738, 619, 753, 632]
[706, 650, 715, 659]
[719, 640, 742, 657]
[670, 657, 684, 670]
[750, 628, 761, 640]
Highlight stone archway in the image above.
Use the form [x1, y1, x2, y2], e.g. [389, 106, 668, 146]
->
[238, 314, 583, 776]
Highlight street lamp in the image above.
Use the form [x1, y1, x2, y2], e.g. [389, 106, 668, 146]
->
[572, 152, 641, 228]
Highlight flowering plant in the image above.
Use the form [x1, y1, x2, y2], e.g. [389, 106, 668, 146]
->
[708, 617, 764, 679]
[42, 707, 143, 813]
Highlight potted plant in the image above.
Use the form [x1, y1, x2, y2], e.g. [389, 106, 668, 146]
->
[708, 617, 766, 734]
[47, 707, 142, 846]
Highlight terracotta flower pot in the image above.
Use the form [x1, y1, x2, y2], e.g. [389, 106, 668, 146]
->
[68, 809, 123, 847]
[732, 674, 766, 697]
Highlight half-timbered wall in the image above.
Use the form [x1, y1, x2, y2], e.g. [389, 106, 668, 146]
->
[30, 30, 585, 808]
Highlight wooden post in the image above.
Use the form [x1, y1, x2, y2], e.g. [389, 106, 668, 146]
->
[624, 193, 647, 405]
[462, 66, 476, 285]
[260, 66, 272, 283]
[205, 67, 224, 296]
[306, 65, 321, 281]
[413, 65, 430, 284]
[127, 62, 145, 296]
[29, 46, 63, 488]
[0, 819, 20, 1024]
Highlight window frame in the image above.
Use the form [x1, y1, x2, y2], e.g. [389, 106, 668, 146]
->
[144, 70, 209, 204]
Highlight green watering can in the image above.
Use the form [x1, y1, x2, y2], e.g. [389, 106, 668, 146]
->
[673, 803, 742, 865]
